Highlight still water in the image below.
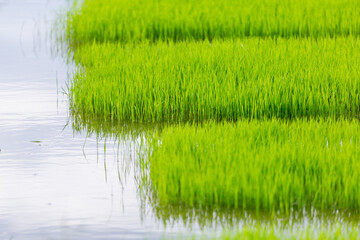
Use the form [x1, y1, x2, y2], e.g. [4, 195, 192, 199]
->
[0, 1, 194, 239]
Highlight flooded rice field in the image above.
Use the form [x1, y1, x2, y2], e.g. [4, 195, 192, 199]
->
[1, 1, 360, 240]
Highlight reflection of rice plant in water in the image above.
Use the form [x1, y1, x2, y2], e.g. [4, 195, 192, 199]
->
[70, 38, 360, 123]
[209, 225, 359, 240]
[140, 198, 360, 232]
[70, 112, 161, 141]
[140, 120, 360, 213]
[65, 0, 360, 45]
[70, 113, 151, 187]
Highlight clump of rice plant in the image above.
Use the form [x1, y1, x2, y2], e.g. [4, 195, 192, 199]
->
[70, 38, 360, 123]
[140, 119, 360, 213]
[66, 0, 360, 44]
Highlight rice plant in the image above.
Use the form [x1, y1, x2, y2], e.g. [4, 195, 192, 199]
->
[140, 119, 360, 213]
[69, 38, 360, 123]
[65, 0, 360, 45]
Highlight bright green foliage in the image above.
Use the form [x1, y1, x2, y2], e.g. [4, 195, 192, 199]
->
[70, 38, 360, 122]
[66, 0, 360, 44]
[61, 0, 360, 237]
[142, 119, 360, 212]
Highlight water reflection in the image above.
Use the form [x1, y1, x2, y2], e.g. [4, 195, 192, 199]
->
[139, 168, 360, 233]
[0, 0, 8, 13]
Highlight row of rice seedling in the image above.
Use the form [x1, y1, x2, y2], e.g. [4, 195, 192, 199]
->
[70, 38, 360, 123]
[66, 0, 360, 45]
[140, 119, 360, 213]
